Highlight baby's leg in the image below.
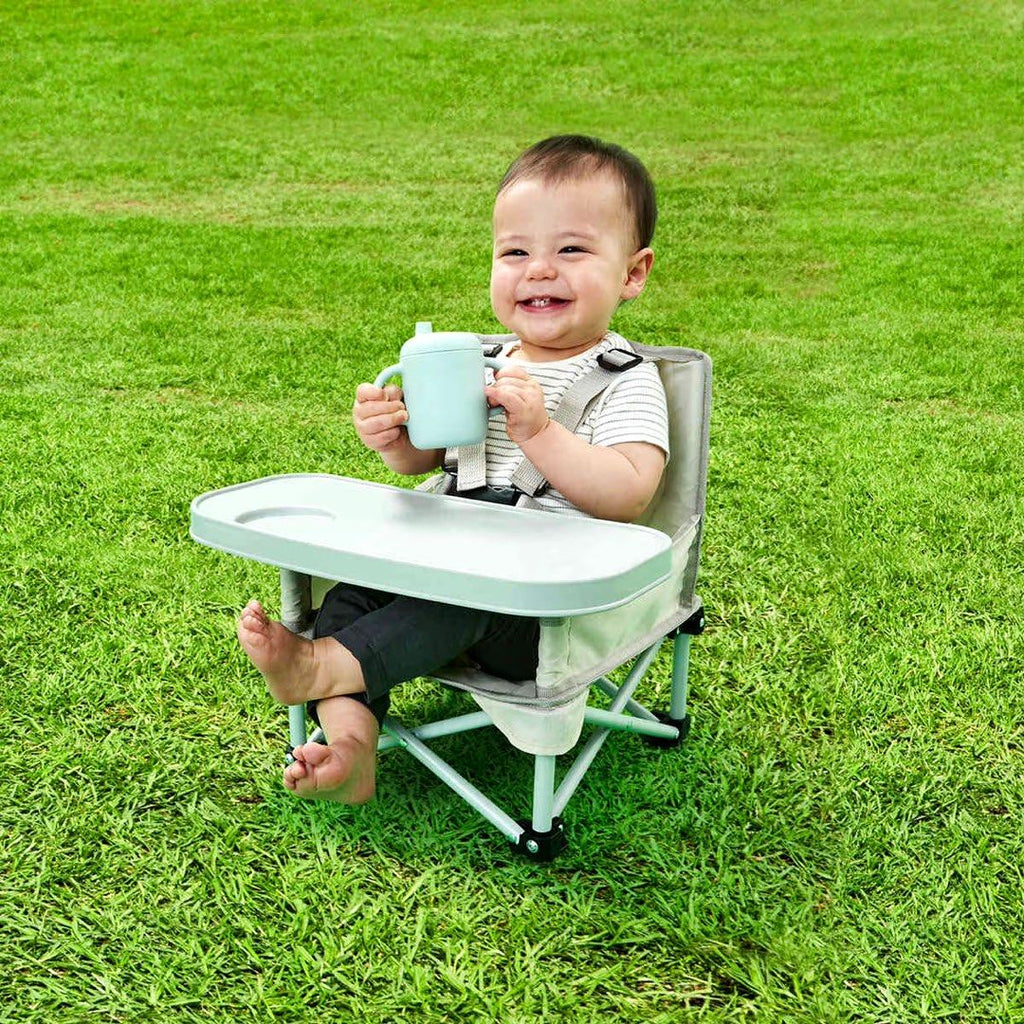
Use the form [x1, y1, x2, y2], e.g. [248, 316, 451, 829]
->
[237, 599, 366, 706]
[241, 583, 537, 804]
[284, 696, 378, 804]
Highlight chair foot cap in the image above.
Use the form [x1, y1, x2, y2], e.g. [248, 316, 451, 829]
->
[513, 818, 567, 861]
[643, 711, 691, 748]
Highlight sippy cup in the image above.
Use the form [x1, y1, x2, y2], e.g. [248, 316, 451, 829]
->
[374, 323, 506, 450]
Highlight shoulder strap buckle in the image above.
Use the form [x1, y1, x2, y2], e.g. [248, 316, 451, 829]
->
[597, 348, 643, 372]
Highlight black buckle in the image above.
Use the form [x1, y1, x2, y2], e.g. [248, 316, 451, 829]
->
[597, 348, 643, 372]
[482, 342, 504, 358]
[453, 484, 521, 506]
[513, 818, 567, 860]
[671, 607, 706, 637]
[642, 711, 692, 749]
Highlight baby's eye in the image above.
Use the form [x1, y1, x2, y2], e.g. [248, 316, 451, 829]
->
[499, 248, 527, 258]
[560, 245, 587, 255]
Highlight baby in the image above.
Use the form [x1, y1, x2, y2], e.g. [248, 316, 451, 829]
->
[237, 135, 669, 802]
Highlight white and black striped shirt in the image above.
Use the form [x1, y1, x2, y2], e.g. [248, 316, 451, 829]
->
[453, 333, 669, 519]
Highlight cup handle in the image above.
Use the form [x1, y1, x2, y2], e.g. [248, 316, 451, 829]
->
[484, 356, 507, 417]
[373, 364, 402, 390]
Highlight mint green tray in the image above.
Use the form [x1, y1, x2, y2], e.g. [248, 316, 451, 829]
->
[190, 474, 671, 617]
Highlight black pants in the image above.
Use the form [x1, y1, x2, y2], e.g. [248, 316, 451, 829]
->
[309, 583, 541, 726]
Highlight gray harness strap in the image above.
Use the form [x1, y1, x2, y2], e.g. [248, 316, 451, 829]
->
[450, 342, 644, 499]
[454, 442, 488, 492]
[449, 336, 508, 491]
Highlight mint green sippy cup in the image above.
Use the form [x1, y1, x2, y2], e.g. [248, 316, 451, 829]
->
[374, 323, 507, 450]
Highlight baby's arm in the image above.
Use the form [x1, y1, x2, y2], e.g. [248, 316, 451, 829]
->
[487, 367, 665, 522]
[521, 427, 664, 522]
[352, 383, 444, 476]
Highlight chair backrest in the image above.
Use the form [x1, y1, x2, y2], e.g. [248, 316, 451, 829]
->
[625, 345, 712, 629]
[633, 345, 712, 540]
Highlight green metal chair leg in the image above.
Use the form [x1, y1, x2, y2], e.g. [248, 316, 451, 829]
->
[285, 704, 307, 763]
[670, 633, 691, 721]
[532, 755, 556, 832]
[513, 754, 566, 860]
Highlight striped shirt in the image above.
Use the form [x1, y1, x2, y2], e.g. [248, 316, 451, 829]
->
[452, 333, 669, 519]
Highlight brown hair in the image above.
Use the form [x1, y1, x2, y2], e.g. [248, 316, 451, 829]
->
[497, 134, 657, 250]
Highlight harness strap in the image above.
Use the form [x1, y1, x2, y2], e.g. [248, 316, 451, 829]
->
[454, 441, 488, 492]
[445, 335, 514, 492]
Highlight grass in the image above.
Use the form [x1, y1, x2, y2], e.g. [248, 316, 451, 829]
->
[1, 0, 1022, 1019]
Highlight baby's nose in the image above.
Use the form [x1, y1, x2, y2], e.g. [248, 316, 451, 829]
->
[526, 255, 557, 279]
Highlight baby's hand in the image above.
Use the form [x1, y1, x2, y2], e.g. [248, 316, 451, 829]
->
[486, 365, 549, 444]
[352, 383, 410, 453]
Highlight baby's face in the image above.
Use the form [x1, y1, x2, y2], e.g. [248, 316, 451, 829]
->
[490, 172, 652, 360]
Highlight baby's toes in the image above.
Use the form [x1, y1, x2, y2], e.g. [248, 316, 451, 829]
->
[296, 742, 333, 766]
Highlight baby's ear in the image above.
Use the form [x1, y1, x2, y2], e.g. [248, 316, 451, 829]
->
[621, 248, 654, 300]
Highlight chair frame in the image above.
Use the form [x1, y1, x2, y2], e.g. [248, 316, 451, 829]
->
[281, 566, 703, 860]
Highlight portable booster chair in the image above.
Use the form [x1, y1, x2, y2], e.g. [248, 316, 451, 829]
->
[191, 334, 710, 860]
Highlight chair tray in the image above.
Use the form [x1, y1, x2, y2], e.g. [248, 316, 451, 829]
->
[191, 474, 671, 617]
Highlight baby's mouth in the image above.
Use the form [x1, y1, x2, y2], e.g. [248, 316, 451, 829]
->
[519, 296, 570, 310]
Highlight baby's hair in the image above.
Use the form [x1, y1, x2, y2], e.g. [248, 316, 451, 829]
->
[497, 134, 657, 250]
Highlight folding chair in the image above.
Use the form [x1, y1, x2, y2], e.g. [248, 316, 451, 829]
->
[191, 341, 710, 860]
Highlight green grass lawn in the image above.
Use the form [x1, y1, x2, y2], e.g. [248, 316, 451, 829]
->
[2, 1, 1021, 1020]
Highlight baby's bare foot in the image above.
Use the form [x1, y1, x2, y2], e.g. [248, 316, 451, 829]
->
[236, 600, 365, 706]
[237, 600, 309, 701]
[284, 738, 377, 804]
